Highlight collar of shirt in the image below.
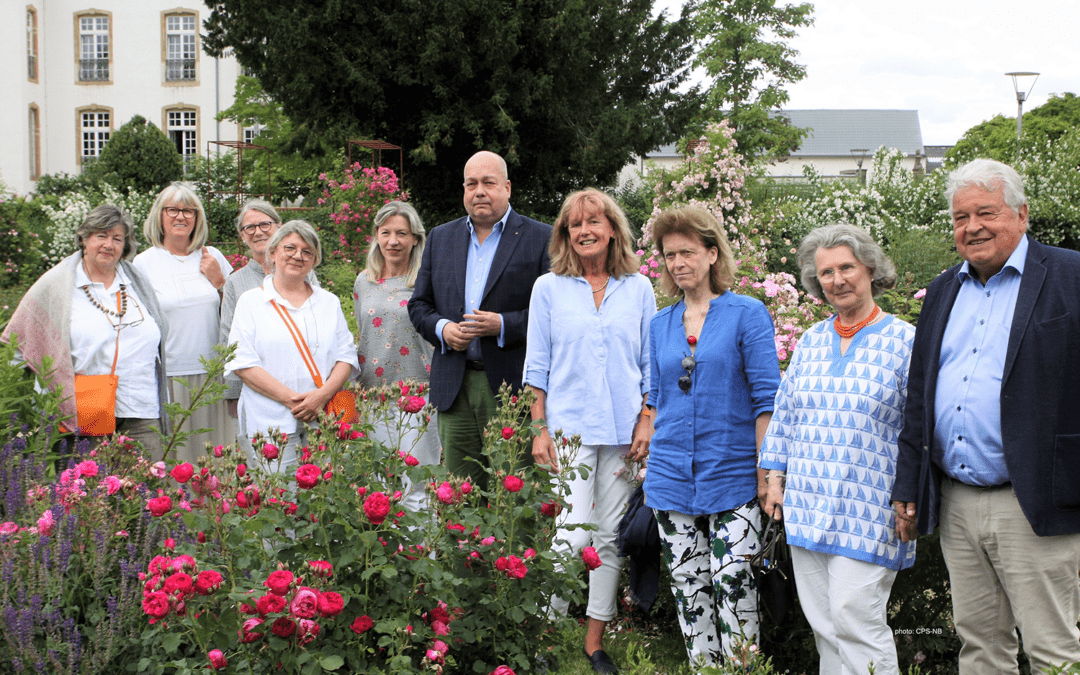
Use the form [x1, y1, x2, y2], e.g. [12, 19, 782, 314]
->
[466, 205, 511, 238]
[74, 261, 124, 294]
[259, 274, 312, 311]
[956, 234, 1029, 284]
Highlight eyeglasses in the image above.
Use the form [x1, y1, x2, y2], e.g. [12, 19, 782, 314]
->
[678, 354, 696, 394]
[817, 263, 860, 284]
[241, 220, 276, 236]
[163, 206, 197, 220]
[281, 243, 314, 262]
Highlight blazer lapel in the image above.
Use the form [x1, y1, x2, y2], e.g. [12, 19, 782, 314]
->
[482, 212, 523, 303]
[450, 219, 470, 307]
[1003, 237, 1046, 383]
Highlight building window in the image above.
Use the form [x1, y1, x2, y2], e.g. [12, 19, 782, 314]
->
[27, 7, 38, 82]
[78, 14, 110, 82]
[165, 14, 197, 82]
[167, 109, 198, 172]
[80, 109, 111, 165]
[29, 105, 41, 179]
[243, 124, 264, 145]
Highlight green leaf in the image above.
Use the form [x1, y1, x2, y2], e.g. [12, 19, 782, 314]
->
[319, 655, 345, 670]
[162, 632, 182, 654]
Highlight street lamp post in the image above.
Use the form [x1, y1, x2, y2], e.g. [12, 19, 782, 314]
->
[1006, 71, 1040, 157]
[850, 149, 869, 185]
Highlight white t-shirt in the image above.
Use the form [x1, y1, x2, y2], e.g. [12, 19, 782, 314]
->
[71, 265, 162, 419]
[133, 246, 233, 376]
[226, 276, 359, 436]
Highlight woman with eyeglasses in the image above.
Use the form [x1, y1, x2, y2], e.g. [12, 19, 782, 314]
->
[134, 183, 234, 463]
[759, 224, 915, 675]
[219, 200, 319, 442]
[645, 206, 780, 667]
[2, 204, 170, 456]
[523, 189, 656, 674]
[226, 220, 358, 471]
[353, 201, 436, 511]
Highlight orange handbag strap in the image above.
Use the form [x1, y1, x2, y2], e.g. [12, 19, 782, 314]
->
[269, 299, 324, 388]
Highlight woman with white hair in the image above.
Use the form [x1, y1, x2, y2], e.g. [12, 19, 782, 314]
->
[134, 183, 233, 463]
[228, 220, 358, 470]
[353, 201, 435, 510]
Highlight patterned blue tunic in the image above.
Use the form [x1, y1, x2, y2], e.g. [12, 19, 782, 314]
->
[759, 315, 917, 570]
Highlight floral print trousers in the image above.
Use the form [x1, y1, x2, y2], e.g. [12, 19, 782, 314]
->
[655, 500, 761, 669]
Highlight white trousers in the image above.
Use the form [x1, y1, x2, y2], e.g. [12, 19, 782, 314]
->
[368, 411, 440, 512]
[550, 444, 635, 622]
[790, 546, 899, 675]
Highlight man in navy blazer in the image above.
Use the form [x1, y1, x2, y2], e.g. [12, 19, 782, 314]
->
[891, 159, 1080, 674]
[408, 151, 552, 490]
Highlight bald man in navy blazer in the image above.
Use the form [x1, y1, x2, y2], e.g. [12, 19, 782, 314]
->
[891, 159, 1080, 674]
[408, 151, 552, 490]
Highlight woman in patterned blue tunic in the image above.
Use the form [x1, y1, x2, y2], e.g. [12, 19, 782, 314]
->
[759, 223, 916, 675]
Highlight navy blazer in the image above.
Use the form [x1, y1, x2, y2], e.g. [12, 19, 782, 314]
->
[408, 209, 552, 411]
[892, 235, 1080, 536]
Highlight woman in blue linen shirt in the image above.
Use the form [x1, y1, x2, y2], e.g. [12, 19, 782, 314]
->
[524, 188, 656, 674]
[645, 206, 780, 668]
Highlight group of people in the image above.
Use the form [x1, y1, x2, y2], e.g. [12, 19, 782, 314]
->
[3, 152, 1079, 675]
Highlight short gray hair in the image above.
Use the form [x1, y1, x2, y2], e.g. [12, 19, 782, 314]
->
[364, 201, 426, 287]
[797, 223, 897, 301]
[267, 220, 322, 267]
[235, 198, 281, 234]
[76, 204, 139, 261]
[945, 158, 1026, 215]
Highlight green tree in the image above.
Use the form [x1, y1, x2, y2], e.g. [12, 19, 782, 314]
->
[203, 0, 701, 223]
[690, 0, 814, 162]
[948, 92, 1080, 163]
[87, 115, 183, 193]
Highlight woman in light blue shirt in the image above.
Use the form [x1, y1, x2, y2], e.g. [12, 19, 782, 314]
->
[524, 188, 656, 675]
[645, 206, 780, 668]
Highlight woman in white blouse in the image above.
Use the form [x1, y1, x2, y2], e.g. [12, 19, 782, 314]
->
[227, 220, 358, 470]
[2, 205, 169, 456]
[134, 183, 233, 464]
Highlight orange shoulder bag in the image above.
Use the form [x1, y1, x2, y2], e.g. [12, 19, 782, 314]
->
[73, 290, 122, 436]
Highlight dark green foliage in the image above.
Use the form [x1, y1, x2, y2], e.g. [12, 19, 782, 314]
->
[0, 197, 46, 289]
[86, 115, 183, 194]
[203, 0, 702, 224]
[889, 532, 961, 674]
[948, 93, 1080, 164]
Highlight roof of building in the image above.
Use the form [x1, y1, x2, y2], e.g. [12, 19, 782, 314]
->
[781, 109, 924, 157]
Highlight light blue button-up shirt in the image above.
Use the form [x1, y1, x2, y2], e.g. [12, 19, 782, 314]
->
[934, 236, 1028, 486]
[435, 209, 509, 358]
[522, 272, 656, 445]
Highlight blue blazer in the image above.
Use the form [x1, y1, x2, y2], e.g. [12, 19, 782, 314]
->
[892, 236, 1080, 536]
[408, 210, 552, 411]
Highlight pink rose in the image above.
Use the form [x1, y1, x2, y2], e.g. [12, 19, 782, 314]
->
[239, 617, 264, 643]
[501, 427, 514, 440]
[307, 560, 333, 578]
[914, 287, 927, 300]
[290, 587, 319, 619]
[490, 667, 517, 675]
[75, 460, 99, 477]
[236, 464, 246, 477]
[295, 464, 322, 490]
[142, 591, 171, 619]
[297, 618, 321, 645]
[582, 546, 603, 571]
[171, 555, 196, 572]
[36, 509, 54, 536]
[262, 443, 280, 460]
[481, 536, 495, 546]
[264, 570, 295, 597]
[523, 548, 536, 559]
[435, 482, 456, 504]
[194, 570, 223, 595]
[150, 461, 168, 478]
[363, 492, 391, 524]
[170, 463, 194, 483]
[0, 522, 17, 535]
[105, 475, 122, 495]
[350, 615, 373, 634]
[460, 481, 472, 495]
[317, 591, 344, 618]
[146, 496, 172, 517]
[208, 649, 227, 670]
[503, 475, 524, 492]
[163, 572, 194, 597]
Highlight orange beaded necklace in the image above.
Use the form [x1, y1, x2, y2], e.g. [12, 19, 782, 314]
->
[834, 305, 880, 338]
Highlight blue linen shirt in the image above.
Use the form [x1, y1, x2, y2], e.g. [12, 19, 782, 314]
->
[522, 272, 656, 445]
[435, 209, 510, 358]
[645, 292, 780, 515]
[934, 236, 1028, 486]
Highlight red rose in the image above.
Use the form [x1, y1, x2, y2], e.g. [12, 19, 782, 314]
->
[289, 587, 319, 619]
[146, 495, 172, 517]
[194, 569, 223, 595]
[238, 617, 264, 643]
[163, 572, 194, 597]
[375, 366, 384, 377]
[295, 464, 322, 490]
[336, 423, 353, 440]
[271, 617, 296, 638]
[402, 395, 426, 414]
[262, 443, 280, 460]
[142, 591, 171, 619]
[399, 346, 410, 356]
[208, 649, 227, 670]
[373, 317, 383, 327]
[317, 591, 345, 617]
[297, 618, 321, 645]
[582, 546, 602, 571]
[197, 531, 206, 543]
[363, 492, 391, 524]
[524, 548, 537, 559]
[164, 538, 175, 551]
[350, 615, 374, 635]
[494, 556, 509, 572]
[503, 475, 524, 492]
[307, 560, 333, 578]
[257, 593, 287, 616]
[284, 502, 298, 515]
[236, 464, 246, 477]
[460, 481, 472, 495]
[490, 667, 517, 675]
[170, 463, 194, 483]
[540, 501, 561, 518]
[403, 454, 420, 467]
[236, 490, 249, 509]
[264, 570, 294, 596]
[501, 427, 514, 440]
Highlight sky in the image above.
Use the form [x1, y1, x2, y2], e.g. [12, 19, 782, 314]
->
[661, 0, 1080, 146]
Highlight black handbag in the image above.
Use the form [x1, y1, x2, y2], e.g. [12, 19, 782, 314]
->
[751, 516, 796, 630]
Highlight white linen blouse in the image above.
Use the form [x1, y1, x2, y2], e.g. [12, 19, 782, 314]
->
[226, 276, 359, 437]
